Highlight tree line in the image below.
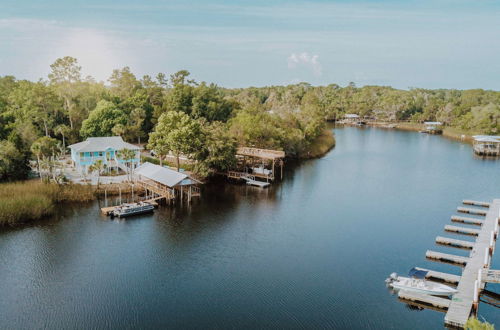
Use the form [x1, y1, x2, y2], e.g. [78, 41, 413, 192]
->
[0, 56, 498, 181]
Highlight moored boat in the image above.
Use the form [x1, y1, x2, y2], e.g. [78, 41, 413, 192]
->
[386, 268, 457, 296]
[110, 202, 155, 218]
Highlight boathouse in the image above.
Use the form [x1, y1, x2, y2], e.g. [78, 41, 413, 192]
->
[423, 122, 443, 134]
[472, 135, 500, 156]
[227, 147, 285, 186]
[69, 136, 142, 173]
[134, 162, 201, 202]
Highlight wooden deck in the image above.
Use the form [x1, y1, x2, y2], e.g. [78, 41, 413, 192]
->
[444, 199, 500, 328]
[444, 225, 480, 236]
[426, 250, 469, 266]
[457, 207, 488, 216]
[414, 267, 461, 284]
[462, 200, 491, 208]
[392, 199, 499, 328]
[398, 291, 451, 310]
[451, 215, 484, 226]
[436, 236, 475, 250]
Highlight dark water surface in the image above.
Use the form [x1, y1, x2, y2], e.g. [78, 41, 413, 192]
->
[1, 127, 499, 329]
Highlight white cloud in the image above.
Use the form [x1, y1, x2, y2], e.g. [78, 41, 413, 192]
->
[287, 52, 322, 76]
[0, 18, 167, 82]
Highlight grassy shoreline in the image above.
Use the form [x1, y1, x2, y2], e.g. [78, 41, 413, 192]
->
[299, 129, 336, 159]
[0, 181, 95, 226]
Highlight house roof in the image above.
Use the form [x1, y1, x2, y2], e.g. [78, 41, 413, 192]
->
[473, 135, 500, 143]
[68, 136, 142, 152]
[424, 121, 442, 126]
[135, 162, 188, 187]
[345, 114, 359, 118]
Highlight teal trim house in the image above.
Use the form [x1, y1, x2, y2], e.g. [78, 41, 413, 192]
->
[68, 136, 142, 173]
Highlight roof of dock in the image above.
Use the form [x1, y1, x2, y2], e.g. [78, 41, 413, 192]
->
[69, 136, 142, 152]
[135, 162, 188, 187]
[237, 147, 285, 160]
[472, 135, 500, 143]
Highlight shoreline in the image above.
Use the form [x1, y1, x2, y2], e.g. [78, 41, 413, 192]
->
[297, 128, 336, 159]
[341, 121, 478, 144]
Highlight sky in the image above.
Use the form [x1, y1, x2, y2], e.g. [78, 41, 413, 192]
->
[0, 0, 499, 90]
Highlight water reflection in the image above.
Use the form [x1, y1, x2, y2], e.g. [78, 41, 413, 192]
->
[1, 127, 499, 329]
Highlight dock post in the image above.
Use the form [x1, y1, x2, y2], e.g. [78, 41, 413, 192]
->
[491, 232, 495, 254]
[473, 280, 479, 311]
[105, 189, 107, 207]
[484, 247, 489, 267]
[119, 186, 122, 205]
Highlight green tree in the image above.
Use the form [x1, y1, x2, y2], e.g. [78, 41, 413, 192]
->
[48, 56, 82, 130]
[148, 111, 204, 171]
[191, 82, 233, 122]
[80, 100, 127, 138]
[0, 140, 29, 181]
[194, 121, 237, 176]
[108, 67, 141, 99]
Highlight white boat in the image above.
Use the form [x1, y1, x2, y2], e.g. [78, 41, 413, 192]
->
[386, 268, 457, 296]
[111, 202, 155, 218]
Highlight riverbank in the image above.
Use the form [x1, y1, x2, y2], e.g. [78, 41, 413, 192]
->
[361, 121, 479, 144]
[0, 181, 95, 226]
[298, 129, 336, 159]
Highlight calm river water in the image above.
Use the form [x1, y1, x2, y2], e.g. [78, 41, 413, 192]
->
[1, 127, 499, 329]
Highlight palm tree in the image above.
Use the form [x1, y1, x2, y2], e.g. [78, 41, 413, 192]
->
[30, 142, 43, 181]
[117, 148, 136, 181]
[54, 124, 70, 151]
[89, 159, 107, 189]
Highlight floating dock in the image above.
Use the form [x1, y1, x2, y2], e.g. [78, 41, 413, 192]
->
[392, 199, 500, 328]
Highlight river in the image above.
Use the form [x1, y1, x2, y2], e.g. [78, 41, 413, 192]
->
[1, 127, 499, 329]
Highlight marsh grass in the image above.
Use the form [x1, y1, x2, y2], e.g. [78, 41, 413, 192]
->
[299, 129, 336, 159]
[0, 181, 95, 226]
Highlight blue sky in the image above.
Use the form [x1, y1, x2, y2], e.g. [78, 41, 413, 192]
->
[0, 0, 499, 89]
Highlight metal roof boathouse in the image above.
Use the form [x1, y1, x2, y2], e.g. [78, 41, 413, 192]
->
[134, 162, 201, 202]
[472, 135, 500, 157]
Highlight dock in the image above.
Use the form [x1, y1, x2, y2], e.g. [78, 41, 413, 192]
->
[392, 199, 500, 328]
[436, 236, 474, 250]
[457, 207, 487, 216]
[451, 215, 484, 226]
[444, 225, 480, 236]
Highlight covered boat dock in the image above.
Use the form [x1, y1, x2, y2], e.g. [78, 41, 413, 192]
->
[134, 162, 201, 202]
[472, 135, 500, 156]
[226, 147, 285, 186]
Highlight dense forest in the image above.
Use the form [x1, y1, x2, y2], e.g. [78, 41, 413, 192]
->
[0, 57, 499, 182]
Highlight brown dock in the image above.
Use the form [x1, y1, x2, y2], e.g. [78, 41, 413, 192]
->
[451, 215, 484, 226]
[444, 225, 480, 236]
[457, 207, 487, 216]
[435, 236, 475, 250]
[392, 199, 500, 328]
[445, 200, 500, 328]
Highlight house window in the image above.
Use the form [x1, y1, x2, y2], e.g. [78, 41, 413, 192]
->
[84, 152, 90, 157]
[80, 152, 84, 157]
[99, 151, 103, 157]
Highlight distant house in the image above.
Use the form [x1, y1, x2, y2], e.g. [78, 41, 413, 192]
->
[344, 114, 360, 121]
[68, 136, 142, 173]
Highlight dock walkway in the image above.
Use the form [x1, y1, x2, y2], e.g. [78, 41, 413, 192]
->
[392, 199, 500, 328]
[445, 199, 500, 327]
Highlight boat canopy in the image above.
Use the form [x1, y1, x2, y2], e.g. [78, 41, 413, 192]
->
[408, 267, 428, 279]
